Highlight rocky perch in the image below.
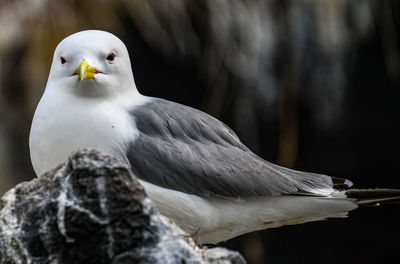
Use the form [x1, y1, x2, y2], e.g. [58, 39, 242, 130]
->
[0, 149, 245, 264]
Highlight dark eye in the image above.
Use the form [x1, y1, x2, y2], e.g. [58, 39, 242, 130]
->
[106, 53, 115, 62]
[60, 57, 66, 64]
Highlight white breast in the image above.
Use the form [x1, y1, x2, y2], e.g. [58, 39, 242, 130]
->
[29, 89, 146, 176]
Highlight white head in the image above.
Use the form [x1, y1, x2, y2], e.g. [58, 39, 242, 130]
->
[46, 30, 137, 98]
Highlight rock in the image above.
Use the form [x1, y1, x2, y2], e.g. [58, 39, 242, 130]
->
[201, 247, 247, 264]
[0, 149, 245, 264]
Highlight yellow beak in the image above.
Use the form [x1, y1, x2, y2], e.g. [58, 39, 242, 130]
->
[75, 60, 98, 80]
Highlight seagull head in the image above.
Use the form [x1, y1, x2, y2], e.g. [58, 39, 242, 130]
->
[46, 30, 136, 98]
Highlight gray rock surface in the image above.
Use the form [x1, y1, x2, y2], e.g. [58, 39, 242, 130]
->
[0, 149, 245, 264]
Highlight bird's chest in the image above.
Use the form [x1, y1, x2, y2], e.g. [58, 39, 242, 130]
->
[30, 98, 136, 175]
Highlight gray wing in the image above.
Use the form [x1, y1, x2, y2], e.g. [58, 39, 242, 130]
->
[127, 98, 350, 197]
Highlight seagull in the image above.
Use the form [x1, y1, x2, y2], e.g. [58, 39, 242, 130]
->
[30, 30, 400, 244]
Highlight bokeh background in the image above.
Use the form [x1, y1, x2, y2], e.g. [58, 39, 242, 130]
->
[0, 0, 399, 263]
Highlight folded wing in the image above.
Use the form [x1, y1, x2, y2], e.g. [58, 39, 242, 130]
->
[127, 98, 351, 198]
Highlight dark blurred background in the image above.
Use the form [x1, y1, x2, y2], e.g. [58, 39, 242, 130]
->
[0, 0, 399, 263]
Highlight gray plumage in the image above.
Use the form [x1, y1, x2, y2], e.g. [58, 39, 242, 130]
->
[127, 98, 344, 198]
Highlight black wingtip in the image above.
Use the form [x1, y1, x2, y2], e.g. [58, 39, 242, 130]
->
[332, 176, 353, 189]
[345, 189, 400, 206]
